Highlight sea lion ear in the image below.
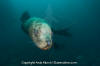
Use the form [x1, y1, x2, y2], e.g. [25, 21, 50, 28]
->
[20, 11, 31, 22]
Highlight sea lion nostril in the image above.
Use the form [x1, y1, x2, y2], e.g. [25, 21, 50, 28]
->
[46, 40, 51, 46]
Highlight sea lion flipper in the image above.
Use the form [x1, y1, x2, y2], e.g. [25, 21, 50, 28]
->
[20, 11, 31, 34]
[20, 11, 31, 22]
[53, 42, 65, 50]
[52, 28, 72, 37]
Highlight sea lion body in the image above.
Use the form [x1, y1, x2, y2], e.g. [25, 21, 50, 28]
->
[22, 17, 52, 50]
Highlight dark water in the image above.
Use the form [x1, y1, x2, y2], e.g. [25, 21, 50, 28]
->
[0, 0, 100, 66]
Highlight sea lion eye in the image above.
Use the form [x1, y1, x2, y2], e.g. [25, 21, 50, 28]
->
[34, 29, 38, 36]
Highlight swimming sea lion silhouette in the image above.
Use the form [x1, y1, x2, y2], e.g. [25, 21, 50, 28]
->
[20, 11, 71, 50]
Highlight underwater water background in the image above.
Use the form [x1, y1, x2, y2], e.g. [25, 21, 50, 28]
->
[0, 0, 100, 66]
